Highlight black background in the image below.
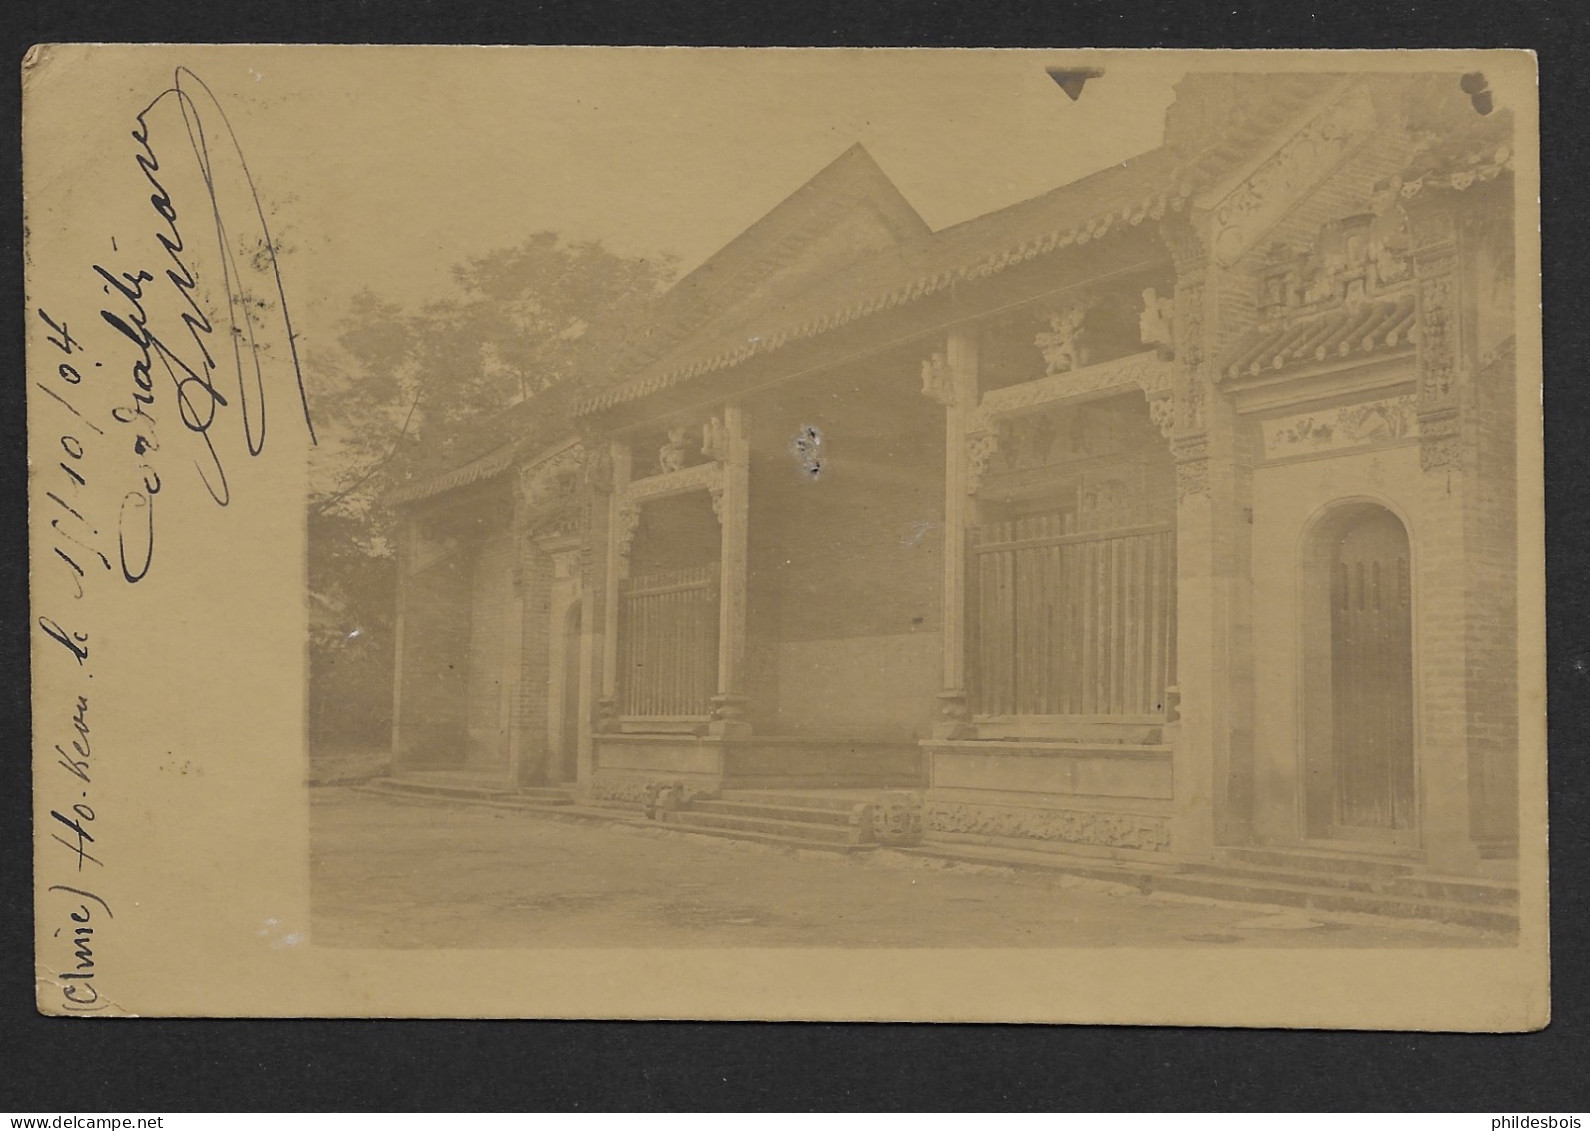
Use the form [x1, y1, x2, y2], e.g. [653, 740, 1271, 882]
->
[1, 0, 1587, 1112]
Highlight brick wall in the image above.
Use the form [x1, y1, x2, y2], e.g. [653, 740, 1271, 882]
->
[746, 425, 944, 736]
[464, 534, 514, 770]
[393, 531, 471, 769]
[512, 541, 554, 785]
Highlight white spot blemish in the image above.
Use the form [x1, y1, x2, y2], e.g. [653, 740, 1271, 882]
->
[346, 629, 362, 640]
[791, 425, 823, 480]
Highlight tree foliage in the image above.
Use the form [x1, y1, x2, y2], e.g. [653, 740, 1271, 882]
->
[306, 233, 676, 749]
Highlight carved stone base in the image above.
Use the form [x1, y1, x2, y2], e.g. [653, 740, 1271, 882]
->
[586, 774, 656, 808]
[932, 690, 976, 740]
[872, 791, 925, 847]
[924, 799, 1172, 852]
[707, 693, 752, 737]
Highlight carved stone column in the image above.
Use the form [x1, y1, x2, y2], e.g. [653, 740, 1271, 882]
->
[1164, 219, 1223, 858]
[708, 403, 752, 735]
[1410, 195, 1466, 474]
[597, 439, 632, 732]
[922, 331, 979, 738]
[575, 441, 611, 782]
[1407, 190, 1480, 874]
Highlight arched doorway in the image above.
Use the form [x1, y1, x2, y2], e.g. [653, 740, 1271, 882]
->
[1302, 503, 1416, 844]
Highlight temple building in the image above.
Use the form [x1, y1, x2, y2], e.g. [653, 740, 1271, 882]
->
[380, 71, 1521, 912]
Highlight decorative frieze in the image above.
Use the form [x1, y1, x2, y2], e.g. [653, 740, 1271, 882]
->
[1174, 275, 1205, 376]
[1260, 394, 1419, 460]
[1418, 429, 1462, 473]
[1407, 194, 1466, 473]
[1255, 185, 1414, 325]
[586, 773, 656, 808]
[976, 350, 1174, 428]
[624, 459, 723, 505]
[963, 351, 1176, 495]
[1172, 434, 1210, 500]
[1207, 86, 1377, 268]
[924, 800, 1172, 852]
[1415, 267, 1460, 404]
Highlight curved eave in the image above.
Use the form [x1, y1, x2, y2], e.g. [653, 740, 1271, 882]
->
[575, 184, 1191, 417]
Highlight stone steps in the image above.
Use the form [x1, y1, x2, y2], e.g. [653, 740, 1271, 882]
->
[349, 780, 1517, 933]
[654, 816, 875, 854]
[1154, 870, 1518, 933]
[659, 802, 872, 847]
[1221, 844, 1419, 879]
[1189, 860, 1516, 907]
[1188, 860, 1421, 896]
[690, 798, 863, 827]
[718, 790, 875, 812]
[359, 779, 576, 806]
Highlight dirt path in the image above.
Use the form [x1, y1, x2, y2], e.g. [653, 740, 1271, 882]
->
[309, 788, 1497, 950]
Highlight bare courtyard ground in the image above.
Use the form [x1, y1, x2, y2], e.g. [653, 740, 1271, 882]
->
[309, 788, 1500, 949]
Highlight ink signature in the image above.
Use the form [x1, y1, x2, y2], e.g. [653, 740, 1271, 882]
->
[96, 65, 315, 581]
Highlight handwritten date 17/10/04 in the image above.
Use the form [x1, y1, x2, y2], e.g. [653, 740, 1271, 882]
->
[36, 65, 315, 592]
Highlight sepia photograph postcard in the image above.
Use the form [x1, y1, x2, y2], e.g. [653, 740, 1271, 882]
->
[25, 45, 1547, 1026]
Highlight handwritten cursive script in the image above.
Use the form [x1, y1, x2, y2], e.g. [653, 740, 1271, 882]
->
[31, 66, 314, 1017]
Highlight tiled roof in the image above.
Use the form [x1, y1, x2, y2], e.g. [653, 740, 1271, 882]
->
[383, 382, 579, 508]
[1223, 295, 1417, 381]
[576, 146, 1189, 415]
[384, 434, 525, 506]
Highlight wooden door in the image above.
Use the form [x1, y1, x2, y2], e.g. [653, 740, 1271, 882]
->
[1329, 510, 1415, 840]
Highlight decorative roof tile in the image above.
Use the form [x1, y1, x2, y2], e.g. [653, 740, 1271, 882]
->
[1224, 295, 1417, 381]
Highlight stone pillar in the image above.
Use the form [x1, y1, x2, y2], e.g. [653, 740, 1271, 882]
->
[1165, 220, 1259, 856]
[708, 403, 752, 736]
[921, 331, 979, 738]
[597, 439, 632, 732]
[1408, 191, 1480, 875]
[575, 442, 612, 783]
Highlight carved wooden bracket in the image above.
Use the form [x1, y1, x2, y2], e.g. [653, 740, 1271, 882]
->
[963, 350, 1175, 494]
[972, 350, 1174, 428]
[624, 460, 723, 506]
[701, 415, 731, 462]
[613, 497, 642, 562]
[920, 351, 955, 407]
[610, 460, 727, 565]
